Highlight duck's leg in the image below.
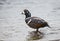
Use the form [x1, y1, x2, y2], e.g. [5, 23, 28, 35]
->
[36, 28, 42, 34]
[36, 28, 39, 32]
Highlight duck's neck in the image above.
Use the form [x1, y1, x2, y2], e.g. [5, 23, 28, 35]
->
[25, 13, 31, 18]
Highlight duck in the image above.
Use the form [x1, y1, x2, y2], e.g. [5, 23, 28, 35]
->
[21, 9, 50, 32]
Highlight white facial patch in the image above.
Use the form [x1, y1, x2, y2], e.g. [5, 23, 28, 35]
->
[22, 11, 25, 15]
[27, 19, 32, 24]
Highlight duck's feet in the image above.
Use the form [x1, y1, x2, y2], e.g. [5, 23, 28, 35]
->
[35, 29, 43, 34]
[28, 31, 43, 40]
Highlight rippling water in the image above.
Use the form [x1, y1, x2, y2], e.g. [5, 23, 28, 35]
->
[0, 0, 60, 41]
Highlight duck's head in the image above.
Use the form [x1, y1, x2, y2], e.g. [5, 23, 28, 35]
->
[21, 9, 31, 18]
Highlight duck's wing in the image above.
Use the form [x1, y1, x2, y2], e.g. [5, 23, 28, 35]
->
[25, 17, 49, 29]
[26, 17, 45, 23]
[25, 17, 48, 25]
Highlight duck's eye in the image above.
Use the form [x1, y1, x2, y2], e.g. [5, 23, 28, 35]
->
[27, 11, 29, 13]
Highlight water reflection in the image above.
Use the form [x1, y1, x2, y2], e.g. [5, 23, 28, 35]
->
[0, 0, 6, 5]
[0, 2, 4, 5]
[0, 6, 3, 10]
[0, 0, 6, 10]
[49, 39, 60, 41]
[0, 0, 12, 10]
[26, 31, 43, 41]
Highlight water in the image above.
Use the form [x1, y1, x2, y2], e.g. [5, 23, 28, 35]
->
[0, 0, 60, 41]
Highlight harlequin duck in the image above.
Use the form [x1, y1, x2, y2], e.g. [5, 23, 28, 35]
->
[21, 9, 50, 32]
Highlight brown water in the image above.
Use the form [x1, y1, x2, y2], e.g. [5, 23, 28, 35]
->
[0, 0, 60, 41]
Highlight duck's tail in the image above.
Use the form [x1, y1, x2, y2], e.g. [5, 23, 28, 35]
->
[47, 24, 51, 28]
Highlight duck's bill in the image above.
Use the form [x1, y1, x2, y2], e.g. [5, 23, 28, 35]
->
[21, 12, 24, 14]
[21, 11, 25, 15]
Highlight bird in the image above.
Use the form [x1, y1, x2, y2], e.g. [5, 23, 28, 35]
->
[21, 9, 50, 33]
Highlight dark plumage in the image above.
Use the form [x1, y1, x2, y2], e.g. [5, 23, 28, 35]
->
[21, 9, 50, 32]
